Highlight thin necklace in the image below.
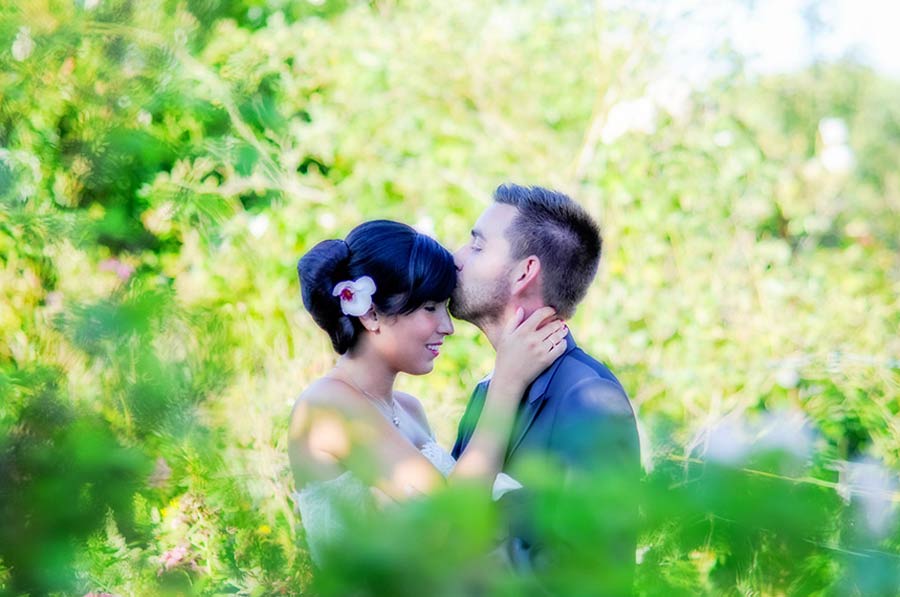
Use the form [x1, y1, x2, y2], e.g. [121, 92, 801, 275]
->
[332, 369, 401, 428]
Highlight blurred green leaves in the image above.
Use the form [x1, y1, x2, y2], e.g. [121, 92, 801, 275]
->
[0, 0, 898, 594]
[0, 388, 151, 595]
[304, 447, 898, 597]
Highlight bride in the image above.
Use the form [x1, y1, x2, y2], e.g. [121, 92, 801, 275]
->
[289, 220, 567, 561]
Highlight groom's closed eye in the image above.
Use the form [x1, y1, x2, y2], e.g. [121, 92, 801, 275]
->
[469, 230, 485, 251]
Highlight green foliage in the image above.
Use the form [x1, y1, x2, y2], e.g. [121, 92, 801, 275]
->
[0, 0, 898, 595]
[0, 381, 152, 595]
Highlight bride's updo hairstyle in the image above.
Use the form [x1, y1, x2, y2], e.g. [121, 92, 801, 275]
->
[298, 220, 456, 354]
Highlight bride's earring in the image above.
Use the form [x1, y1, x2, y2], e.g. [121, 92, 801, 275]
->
[358, 309, 380, 332]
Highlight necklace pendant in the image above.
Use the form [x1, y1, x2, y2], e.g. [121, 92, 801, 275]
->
[392, 416, 400, 428]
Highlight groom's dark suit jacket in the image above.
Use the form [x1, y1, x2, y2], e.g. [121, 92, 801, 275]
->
[452, 333, 640, 589]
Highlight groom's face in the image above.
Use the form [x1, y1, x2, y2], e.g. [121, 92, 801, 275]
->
[449, 203, 517, 326]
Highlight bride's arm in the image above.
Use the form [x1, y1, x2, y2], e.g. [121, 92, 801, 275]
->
[449, 307, 567, 487]
[290, 383, 446, 498]
[366, 307, 566, 497]
[290, 308, 567, 501]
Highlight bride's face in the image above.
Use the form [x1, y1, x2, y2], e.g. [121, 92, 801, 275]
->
[373, 300, 454, 375]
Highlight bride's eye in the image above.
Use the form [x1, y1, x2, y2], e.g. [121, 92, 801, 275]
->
[423, 303, 437, 312]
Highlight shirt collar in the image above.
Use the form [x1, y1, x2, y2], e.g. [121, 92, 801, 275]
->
[524, 332, 577, 404]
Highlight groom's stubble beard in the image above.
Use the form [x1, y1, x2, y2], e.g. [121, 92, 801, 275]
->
[449, 268, 513, 330]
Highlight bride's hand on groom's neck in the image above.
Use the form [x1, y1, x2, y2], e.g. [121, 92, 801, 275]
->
[492, 307, 568, 394]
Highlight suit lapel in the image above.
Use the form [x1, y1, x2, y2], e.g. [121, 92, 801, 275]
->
[456, 334, 578, 463]
[452, 380, 489, 459]
[505, 393, 547, 461]
[505, 334, 577, 462]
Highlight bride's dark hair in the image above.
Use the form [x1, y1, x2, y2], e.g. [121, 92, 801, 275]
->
[297, 220, 456, 354]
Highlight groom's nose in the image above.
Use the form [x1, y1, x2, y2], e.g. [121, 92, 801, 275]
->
[453, 247, 465, 271]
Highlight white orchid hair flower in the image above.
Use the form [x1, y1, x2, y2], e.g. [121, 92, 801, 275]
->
[332, 276, 376, 317]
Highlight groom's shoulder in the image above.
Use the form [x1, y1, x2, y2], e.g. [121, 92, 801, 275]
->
[560, 346, 625, 390]
[551, 346, 632, 415]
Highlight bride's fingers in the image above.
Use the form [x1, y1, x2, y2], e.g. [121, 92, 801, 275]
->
[550, 327, 569, 346]
[503, 307, 526, 336]
[517, 306, 558, 334]
[544, 335, 567, 360]
[540, 320, 566, 341]
[543, 325, 568, 346]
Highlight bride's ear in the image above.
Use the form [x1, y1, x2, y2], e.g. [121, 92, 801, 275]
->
[357, 309, 380, 332]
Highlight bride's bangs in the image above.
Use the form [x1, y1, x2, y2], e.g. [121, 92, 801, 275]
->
[400, 234, 456, 314]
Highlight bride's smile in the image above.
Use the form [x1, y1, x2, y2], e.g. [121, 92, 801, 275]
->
[361, 299, 454, 375]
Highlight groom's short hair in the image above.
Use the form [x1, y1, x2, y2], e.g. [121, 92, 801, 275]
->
[494, 183, 601, 319]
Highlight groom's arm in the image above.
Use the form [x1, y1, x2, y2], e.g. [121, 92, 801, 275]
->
[550, 377, 640, 478]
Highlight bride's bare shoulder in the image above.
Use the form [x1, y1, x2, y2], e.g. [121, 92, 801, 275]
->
[293, 377, 352, 413]
[291, 377, 380, 422]
[297, 377, 354, 404]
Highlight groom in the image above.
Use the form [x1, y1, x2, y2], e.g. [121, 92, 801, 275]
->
[450, 184, 641, 589]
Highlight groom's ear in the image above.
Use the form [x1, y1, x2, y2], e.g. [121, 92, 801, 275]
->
[510, 255, 541, 296]
[357, 309, 380, 332]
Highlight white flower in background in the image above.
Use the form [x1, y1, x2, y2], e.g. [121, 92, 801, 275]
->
[247, 213, 269, 239]
[819, 117, 848, 146]
[649, 77, 692, 120]
[774, 366, 800, 389]
[821, 145, 854, 174]
[12, 27, 34, 61]
[818, 116, 855, 174]
[333, 276, 376, 317]
[414, 215, 435, 237]
[704, 417, 753, 464]
[713, 130, 734, 147]
[757, 409, 814, 459]
[142, 202, 175, 236]
[838, 458, 898, 537]
[601, 98, 657, 144]
[83, 0, 101, 9]
[702, 408, 815, 464]
[316, 211, 336, 230]
[137, 110, 152, 126]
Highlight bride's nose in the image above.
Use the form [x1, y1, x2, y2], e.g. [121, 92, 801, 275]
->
[438, 309, 454, 335]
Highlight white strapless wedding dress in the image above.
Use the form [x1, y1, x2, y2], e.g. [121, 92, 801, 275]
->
[294, 440, 521, 564]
